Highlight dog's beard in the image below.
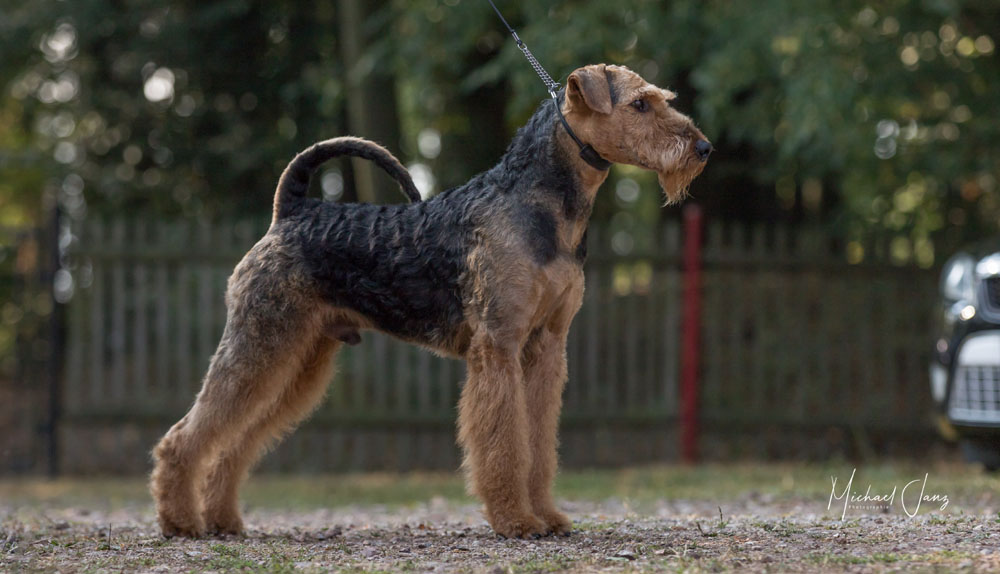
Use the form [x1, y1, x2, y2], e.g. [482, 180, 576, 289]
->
[626, 145, 706, 205]
[657, 168, 697, 205]
[634, 143, 704, 205]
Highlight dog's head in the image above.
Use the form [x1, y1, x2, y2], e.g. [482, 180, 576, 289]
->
[562, 64, 711, 203]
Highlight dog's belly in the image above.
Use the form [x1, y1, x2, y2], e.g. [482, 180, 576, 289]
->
[292, 201, 470, 348]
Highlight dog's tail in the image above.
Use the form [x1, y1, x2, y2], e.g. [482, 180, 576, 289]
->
[273, 136, 420, 220]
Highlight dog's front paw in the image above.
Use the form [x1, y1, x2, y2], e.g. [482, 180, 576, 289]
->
[205, 514, 244, 536]
[159, 514, 206, 539]
[537, 508, 572, 537]
[202, 499, 245, 536]
[156, 496, 206, 538]
[490, 512, 548, 540]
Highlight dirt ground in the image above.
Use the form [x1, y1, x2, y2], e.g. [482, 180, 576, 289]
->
[2, 463, 999, 573]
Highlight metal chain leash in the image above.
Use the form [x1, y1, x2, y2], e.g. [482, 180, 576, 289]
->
[482, 0, 611, 170]
[485, 0, 561, 97]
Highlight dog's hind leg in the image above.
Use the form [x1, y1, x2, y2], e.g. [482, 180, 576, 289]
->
[149, 263, 324, 538]
[150, 342, 301, 536]
[200, 336, 341, 534]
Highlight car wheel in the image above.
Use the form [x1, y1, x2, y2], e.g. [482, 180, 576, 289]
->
[961, 439, 1000, 472]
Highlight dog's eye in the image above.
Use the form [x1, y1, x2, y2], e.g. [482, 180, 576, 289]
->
[630, 99, 649, 112]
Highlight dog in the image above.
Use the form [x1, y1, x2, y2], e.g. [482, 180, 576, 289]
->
[150, 63, 710, 539]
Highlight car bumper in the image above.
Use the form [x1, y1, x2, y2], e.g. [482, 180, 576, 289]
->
[934, 330, 1000, 429]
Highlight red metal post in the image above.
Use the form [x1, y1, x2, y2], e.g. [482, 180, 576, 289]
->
[680, 204, 703, 464]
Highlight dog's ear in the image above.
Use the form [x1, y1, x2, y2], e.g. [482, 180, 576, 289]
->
[566, 64, 613, 115]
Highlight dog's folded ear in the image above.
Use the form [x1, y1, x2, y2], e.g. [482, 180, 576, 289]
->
[566, 64, 613, 115]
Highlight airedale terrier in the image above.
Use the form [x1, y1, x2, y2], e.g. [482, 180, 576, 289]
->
[150, 64, 710, 539]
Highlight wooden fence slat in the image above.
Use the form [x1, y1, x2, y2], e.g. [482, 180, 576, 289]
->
[625, 287, 639, 413]
[606, 263, 619, 412]
[795, 229, 819, 420]
[585, 228, 601, 412]
[373, 334, 388, 413]
[65, 223, 86, 413]
[749, 233, 768, 413]
[662, 269, 680, 413]
[702, 221, 724, 414]
[174, 221, 193, 396]
[662, 222, 680, 413]
[775, 229, 794, 418]
[394, 342, 410, 415]
[564, 301, 580, 411]
[726, 263, 742, 413]
[880, 275, 898, 414]
[416, 346, 431, 415]
[196, 224, 214, 377]
[818, 272, 839, 418]
[110, 219, 127, 405]
[87, 219, 104, 408]
[350, 345, 367, 412]
[133, 251, 149, 402]
[643, 265, 656, 411]
[154, 221, 171, 403]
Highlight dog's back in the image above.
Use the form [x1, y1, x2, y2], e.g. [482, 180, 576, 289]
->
[274, 197, 473, 351]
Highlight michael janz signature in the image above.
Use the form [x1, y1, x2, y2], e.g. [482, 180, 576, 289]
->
[828, 468, 950, 520]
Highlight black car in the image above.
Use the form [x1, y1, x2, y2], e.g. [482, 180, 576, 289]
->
[932, 239, 1000, 469]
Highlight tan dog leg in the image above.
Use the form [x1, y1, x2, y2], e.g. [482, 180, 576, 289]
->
[201, 337, 341, 534]
[457, 331, 546, 539]
[522, 328, 572, 535]
[150, 302, 319, 538]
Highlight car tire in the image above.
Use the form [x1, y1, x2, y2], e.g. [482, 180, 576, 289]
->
[961, 439, 1000, 472]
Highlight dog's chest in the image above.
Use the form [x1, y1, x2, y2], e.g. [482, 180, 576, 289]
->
[528, 258, 585, 331]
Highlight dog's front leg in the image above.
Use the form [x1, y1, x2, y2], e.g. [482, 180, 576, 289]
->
[522, 327, 572, 536]
[457, 332, 546, 539]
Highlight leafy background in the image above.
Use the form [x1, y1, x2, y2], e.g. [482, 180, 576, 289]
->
[1, 0, 998, 258]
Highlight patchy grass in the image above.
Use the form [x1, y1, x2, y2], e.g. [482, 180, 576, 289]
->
[2, 462, 999, 573]
[0, 471, 470, 511]
[3, 460, 996, 511]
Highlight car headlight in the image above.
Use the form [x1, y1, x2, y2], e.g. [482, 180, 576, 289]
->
[941, 253, 976, 302]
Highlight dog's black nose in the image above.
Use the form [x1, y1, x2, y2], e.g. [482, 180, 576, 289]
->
[695, 139, 712, 161]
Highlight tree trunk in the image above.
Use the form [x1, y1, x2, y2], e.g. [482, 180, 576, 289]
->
[432, 53, 510, 191]
[338, 0, 406, 204]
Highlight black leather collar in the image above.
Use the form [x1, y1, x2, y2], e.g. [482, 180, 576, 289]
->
[553, 92, 612, 171]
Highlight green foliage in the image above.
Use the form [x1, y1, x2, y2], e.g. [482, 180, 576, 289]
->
[1, 0, 349, 219]
[390, 0, 1000, 260]
[1, 0, 998, 261]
